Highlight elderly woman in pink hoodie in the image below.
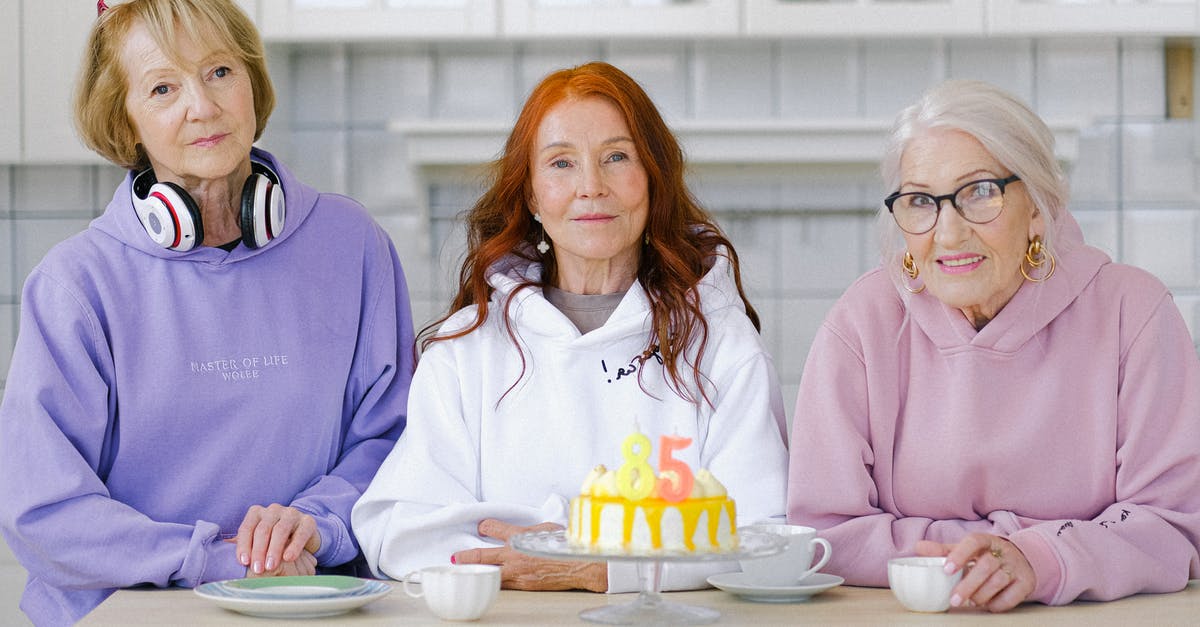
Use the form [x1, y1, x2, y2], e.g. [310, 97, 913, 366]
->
[787, 80, 1200, 613]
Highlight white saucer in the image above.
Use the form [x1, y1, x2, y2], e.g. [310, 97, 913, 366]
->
[707, 571, 844, 603]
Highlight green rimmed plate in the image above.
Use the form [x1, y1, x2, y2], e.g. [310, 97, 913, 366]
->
[195, 577, 392, 619]
[216, 575, 369, 599]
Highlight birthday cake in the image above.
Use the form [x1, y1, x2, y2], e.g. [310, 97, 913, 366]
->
[566, 434, 737, 554]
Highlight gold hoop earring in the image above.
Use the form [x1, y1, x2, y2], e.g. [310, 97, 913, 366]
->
[1021, 235, 1056, 283]
[902, 252, 925, 294]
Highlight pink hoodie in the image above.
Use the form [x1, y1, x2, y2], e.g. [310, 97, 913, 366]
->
[787, 214, 1200, 605]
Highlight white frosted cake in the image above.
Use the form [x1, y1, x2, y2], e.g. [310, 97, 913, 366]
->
[567, 464, 737, 554]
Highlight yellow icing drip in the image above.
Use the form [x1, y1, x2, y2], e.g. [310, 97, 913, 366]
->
[580, 496, 735, 550]
[643, 503, 664, 549]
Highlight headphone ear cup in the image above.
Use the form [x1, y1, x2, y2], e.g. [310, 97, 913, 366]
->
[133, 178, 203, 251]
[240, 172, 285, 249]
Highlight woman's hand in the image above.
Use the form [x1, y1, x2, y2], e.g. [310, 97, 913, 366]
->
[245, 549, 318, 578]
[235, 503, 321, 575]
[451, 519, 607, 592]
[915, 534, 1035, 612]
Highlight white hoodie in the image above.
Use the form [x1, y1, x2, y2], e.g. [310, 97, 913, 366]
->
[353, 249, 788, 592]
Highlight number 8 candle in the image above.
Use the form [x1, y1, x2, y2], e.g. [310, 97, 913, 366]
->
[615, 431, 656, 501]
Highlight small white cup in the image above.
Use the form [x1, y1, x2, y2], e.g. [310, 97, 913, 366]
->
[888, 556, 962, 613]
[403, 564, 501, 621]
[738, 524, 832, 586]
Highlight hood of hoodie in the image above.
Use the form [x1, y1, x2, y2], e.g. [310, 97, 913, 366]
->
[902, 209, 1111, 353]
[90, 147, 318, 264]
[484, 245, 748, 347]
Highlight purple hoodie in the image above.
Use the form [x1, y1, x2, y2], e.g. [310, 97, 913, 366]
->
[0, 148, 414, 625]
[787, 213, 1200, 605]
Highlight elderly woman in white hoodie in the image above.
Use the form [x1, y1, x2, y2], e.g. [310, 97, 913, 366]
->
[352, 62, 787, 593]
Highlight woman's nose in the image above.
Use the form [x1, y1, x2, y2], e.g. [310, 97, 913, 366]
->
[577, 161, 607, 198]
[932, 198, 971, 246]
[185, 85, 220, 120]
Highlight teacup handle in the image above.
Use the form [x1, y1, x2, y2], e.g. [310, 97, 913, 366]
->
[402, 572, 424, 599]
[799, 537, 832, 581]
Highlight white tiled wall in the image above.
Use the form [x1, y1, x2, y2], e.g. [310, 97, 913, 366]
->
[2, 36, 1200, 422]
[779, 40, 862, 119]
[1035, 38, 1120, 120]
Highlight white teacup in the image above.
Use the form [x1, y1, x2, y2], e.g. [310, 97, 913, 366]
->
[403, 564, 501, 621]
[888, 556, 962, 613]
[738, 524, 832, 586]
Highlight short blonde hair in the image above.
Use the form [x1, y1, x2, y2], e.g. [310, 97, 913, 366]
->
[74, 0, 275, 170]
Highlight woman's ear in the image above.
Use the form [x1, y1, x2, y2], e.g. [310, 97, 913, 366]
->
[1029, 204, 1045, 240]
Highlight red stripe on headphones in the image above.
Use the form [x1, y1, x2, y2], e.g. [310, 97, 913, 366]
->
[263, 182, 276, 240]
[150, 191, 183, 249]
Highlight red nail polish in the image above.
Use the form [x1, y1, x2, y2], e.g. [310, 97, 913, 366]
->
[450, 555, 457, 564]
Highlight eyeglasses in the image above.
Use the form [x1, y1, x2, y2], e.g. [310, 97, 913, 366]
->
[884, 175, 1021, 235]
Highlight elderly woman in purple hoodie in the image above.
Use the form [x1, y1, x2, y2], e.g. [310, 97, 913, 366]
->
[0, 1, 413, 624]
[788, 80, 1200, 612]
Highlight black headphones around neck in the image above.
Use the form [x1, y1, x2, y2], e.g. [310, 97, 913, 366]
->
[130, 161, 286, 252]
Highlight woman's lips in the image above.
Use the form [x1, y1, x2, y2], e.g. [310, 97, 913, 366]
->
[573, 214, 616, 223]
[937, 254, 985, 275]
[190, 133, 228, 148]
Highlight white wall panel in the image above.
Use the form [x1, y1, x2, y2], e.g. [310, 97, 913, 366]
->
[779, 41, 861, 119]
[1122, 209, 1199, 288]
[292, 47, 349, 126]
[692, 42, 774, 120]
[433, 44, 516, 121]
[13, 167, 93, 214]
[1122, 122, 1198, 204]
[350, 45, 434, 125]
[1069, 124, 1120, 204]
[518, 42, 605, 103]
[947, 39, 1035, 105]
[1035, 39, 1120, 120]
[14, 220, 93, 287]
[606, 43, 690, 122]
[1071, 206, 1120, 260]
[1121, 39, 1167, 119]
[862, 40, 944, 119]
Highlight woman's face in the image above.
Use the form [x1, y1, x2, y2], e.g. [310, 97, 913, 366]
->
[121, 20, 255, 186]
[529, 96, 650, 292]
[899, 128, 1043, 327]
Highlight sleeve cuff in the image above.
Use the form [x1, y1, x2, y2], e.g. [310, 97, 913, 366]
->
[606, 561, 639, 593]
[1009, 528, 1062, 605]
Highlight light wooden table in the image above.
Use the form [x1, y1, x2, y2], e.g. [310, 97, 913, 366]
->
[78, 579, 1199, 626]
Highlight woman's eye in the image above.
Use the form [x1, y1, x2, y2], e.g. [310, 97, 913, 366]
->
[213, 66, 230, 79]
[608, 152, 627, 163]
[152, 84, 170, 96]
[973, 182, 1000, 197]
[551, 159, 570, 169]
[909, 195, 934, 208]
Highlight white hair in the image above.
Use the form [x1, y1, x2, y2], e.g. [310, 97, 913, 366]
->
[877, 80, 1068, 288]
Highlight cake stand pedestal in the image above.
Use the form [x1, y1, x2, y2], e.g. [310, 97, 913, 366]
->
[510, 529, 785, 625]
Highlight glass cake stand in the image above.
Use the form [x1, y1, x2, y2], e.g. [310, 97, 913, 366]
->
[510, 529, 786, 625]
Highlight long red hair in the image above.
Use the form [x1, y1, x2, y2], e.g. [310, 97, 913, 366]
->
[422, 62, 759, 405]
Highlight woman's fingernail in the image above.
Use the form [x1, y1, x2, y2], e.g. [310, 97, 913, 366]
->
[266, 556, 276, 571]
[450, 555, 457, 564]
[252, 561, 262, 574]
[943, 561, 956, 574]
[240, 553, 249, 566]
[950, 594, 962, 607]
